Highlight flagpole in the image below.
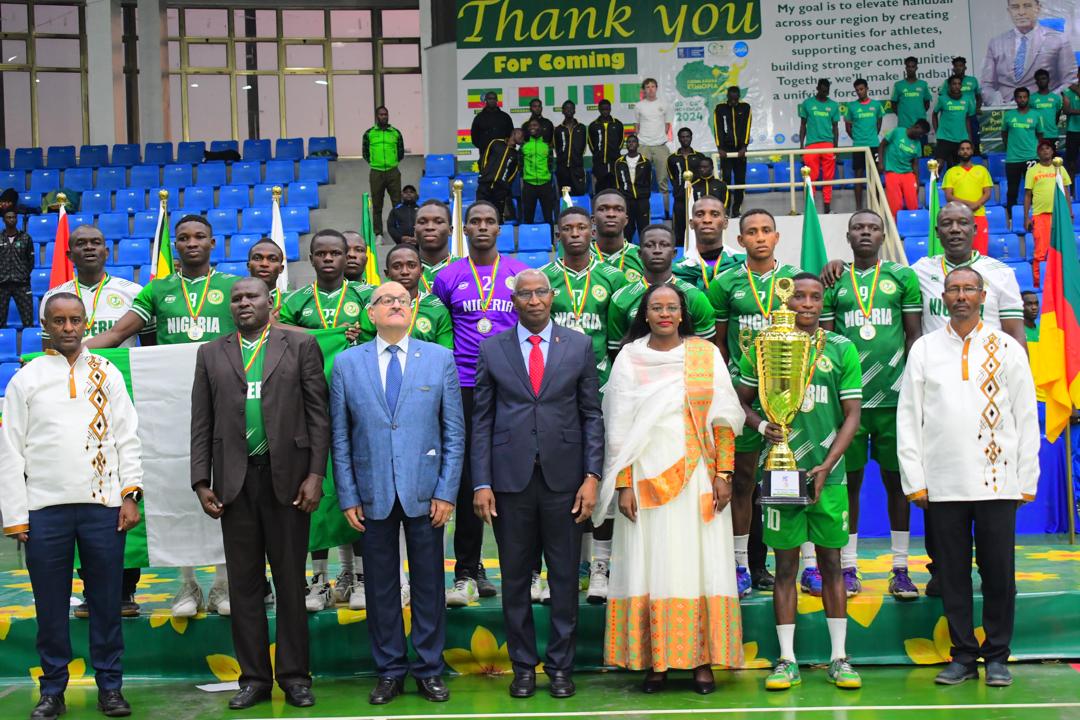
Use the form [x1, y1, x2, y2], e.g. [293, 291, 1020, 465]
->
[561, 185, 572, 208]
[683, 170, 695, 251]
[1067, 419, 1076, 544]
[451, 180, 465, 257]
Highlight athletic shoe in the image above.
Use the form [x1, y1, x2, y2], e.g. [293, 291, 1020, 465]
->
[530, 572, 545, 603]
[800, 567, 823, 597]
[476, 564, 497, 598]
[925, 573, 941, 597]
[349, 574, 366, 611]
[332, 569, 355, 604]
[578, 561, 590, 592]
[843, 567, 862, 597]
[765, 659, 801, 691]
[751, 567, 776, 591]
[446, 577, 479, 607]
[208, 581, 230, 616]
[304, 573, 332, 613]
[120, 593, 140, 617]
[736, 566, 752, 598]
[73, 601, 90, 619]
[827, 658, 862, 689]
[586, 560, 609, 604]
[889, 568, 919, 601]
[170, 582, 203, 618]
[400, 582, 411, 608]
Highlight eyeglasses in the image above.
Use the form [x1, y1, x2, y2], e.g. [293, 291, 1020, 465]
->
[943, 286, 982, 297]
[514, 288, 552, 300]
[647, 304, 681, 314]
[373, 295, 411, 307]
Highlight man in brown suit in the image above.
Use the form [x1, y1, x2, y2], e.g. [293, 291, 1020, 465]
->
[190, 277, 330, 710]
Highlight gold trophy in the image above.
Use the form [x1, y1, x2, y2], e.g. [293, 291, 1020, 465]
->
[755, 277, 817, 505]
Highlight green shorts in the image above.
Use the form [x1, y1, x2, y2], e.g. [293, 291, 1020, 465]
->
[762, 484, 850, 550]
[843, 406, 899, 472]
[736, 423, 764, 454]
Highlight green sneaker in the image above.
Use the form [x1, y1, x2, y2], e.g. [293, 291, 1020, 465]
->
[765, 659, 801, 691]
[827, 658, 862, 689]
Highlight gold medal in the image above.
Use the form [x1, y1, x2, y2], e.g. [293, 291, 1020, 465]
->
[801, 393, 816, 412]
[859, 323, 877, 340]
[187, 324, 205, 341]
[180, 270, 215, 341]
[477, 317, 493, 334]
[850, 263, 881, 341]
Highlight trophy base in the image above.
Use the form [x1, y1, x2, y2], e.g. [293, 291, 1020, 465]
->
[760, 469, 813, 506]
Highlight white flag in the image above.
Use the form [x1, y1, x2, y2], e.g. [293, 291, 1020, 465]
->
[270, 194, 290, 292]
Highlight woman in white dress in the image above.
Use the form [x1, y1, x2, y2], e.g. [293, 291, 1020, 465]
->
[600, 284, 745, 694]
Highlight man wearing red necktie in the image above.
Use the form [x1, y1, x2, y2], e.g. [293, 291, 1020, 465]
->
[471, 269, 605, 700]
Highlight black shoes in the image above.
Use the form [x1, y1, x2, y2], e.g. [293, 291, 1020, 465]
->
[416, 676, 450, 702]
[925, 574, 941, 597]
[96, 690, 131, 717]
[509, 670, 536, 698]
[283, 684, 315, 708]
[30, 695, 65, 720]
[985, 661, 1013, 687]
[368, 677, 404, 705]
[692, 668, 716, 695]
[228, 685, 271, 710]
[752, 567, 776, 591]
[476, 563, 497, 598]
[641, 671, 667, 694]
[935, 661, 979, 685]
[548, 671, 576, 698]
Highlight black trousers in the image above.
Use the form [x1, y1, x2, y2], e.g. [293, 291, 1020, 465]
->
[0, 281, 33, 328]
[221, 459, 311, 690]
[520, 181, 556, 228]
[477, 182, 513, 223]
[934, 140, 961, 168]
[721, 155, 748, 214]
[672, 195, 688, 247]
[454, 387, 484, 579]
[749, 485, 767, 573]
[926, 500, 1017, 665]
[1066, 132, 1080, 184]
[556, 166, 587, 196]
[626, 195, 650, 242]
[369, 167, 402, 236]
[592, 163, 616, 192]
[493, 464, 582, 674]
[1005, 161, 1033, 210]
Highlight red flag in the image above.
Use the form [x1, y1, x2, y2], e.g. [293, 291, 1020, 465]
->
[48, 204, 72, 288]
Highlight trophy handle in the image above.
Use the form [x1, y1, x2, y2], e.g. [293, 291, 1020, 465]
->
[738, 326, 754, 359]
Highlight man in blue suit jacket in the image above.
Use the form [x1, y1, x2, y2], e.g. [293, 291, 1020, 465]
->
[330, 281, 465, 706]
[472, 269, 604, 700]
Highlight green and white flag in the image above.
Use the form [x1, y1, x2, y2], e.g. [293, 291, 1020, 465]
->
[800, 174, 829, 274]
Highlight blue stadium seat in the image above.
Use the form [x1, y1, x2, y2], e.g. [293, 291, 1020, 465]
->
[231, 161, 261, 186]
[116, 238, 151, 265]
[280, 206, 310, 234]
[986, 205, 1009, 234]
[298, 158, 330, 184]
[67, 213, 93, 230]
[177, 141, 206, 165]
[1007, 259, 1037, 291]
[496, 225, 516, 253]
[111, 144, 140, 167]
[0, 362, 20, 394]
[197, 161, 227, 187]
[773, 162, 802, 190]
[0, 148, 8, 170]
[264, 159, 295, 185]
[282, 231, 300, 261]
[41, 244, 54, 265]
[29, 169, 60, 195]
[163, 164, 193, 188]
[1009, 205, 1027, 233]
[144, 142, 174, 165]
[275, 138, 304, 161]
[424, 154, 455, 177]
[95, 166, 125, 191]
[458, 173, 479, 201]
[30, 269, 51, 295]
[987, 234, 1023, 260]
[129, 165, 160, 189]
[419, 176, 449, 202]
[518, 251, 550, 269]
[0, 329, 18, 362]
[20, 327, 43, 354]
[79, 190, 111, 215]
[5, 296, 39, 328]
[96, 212, 129, 239]
[228, 234, 261, 261]
[218, 185, 250, 209]
[114, 188, 145, 214]
[0, 170, 26, 191]
[896, 210, 929, 237]
[987, 153, 1006, 182]
[518, 224, 552, 252]
[64, 167, 94, 193]
[904, 236, 928, 264]
[252, 184, 275, 207]
[20, 192, 40, 209]
[132, 210, 161, 237]
[916, 157, 932, 184]
[27, 214, 58, 239]
[241, 207, 271, 234]
[243, 139, 271, 162]
[307, 137, 337, 157]
[287, 181, 318, 208]
[46, 146, 76, 170]
[213, 262, 247, 277]
[649, 193, 665, 220]
[209, 140, 239, 154]
[209, 242, 226, 264]
[104, 265, 136, 282]
[14, 147, 43, 170]
[745, 163, 771, 194]
[208, 208, 239, 236]
[182, 185, 214, 212]
[148, 187, 178, 212]
[78, 145, 108, 168]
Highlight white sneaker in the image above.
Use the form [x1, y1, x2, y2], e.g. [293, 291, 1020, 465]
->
[305, 573, 332, 613]
[530, 572, 544, 603]
[349, 574, 366, 611]
[400, 582, 411, 608]
[332, 569, 355, 604]
[170, 582, 203, 618]
[446, 577, 479, 607]
[208, 582, 230, 616]
[586, 560, 609, 604]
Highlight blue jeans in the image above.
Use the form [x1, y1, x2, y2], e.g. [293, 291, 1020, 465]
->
[25, 504, 125, 695]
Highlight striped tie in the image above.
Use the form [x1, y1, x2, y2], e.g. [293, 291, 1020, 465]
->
[1014, 34, 1028, 82]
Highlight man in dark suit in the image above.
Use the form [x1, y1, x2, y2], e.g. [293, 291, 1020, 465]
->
[190, 277, 330, 711]
[472, 269, 604, 700]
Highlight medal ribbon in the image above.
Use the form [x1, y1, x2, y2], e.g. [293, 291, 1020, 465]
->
[700, 258, 723, 290]
[272, 288, 281, 312]
[240, 324, 271, 372]
[593, 242, 627, 271]
[468, 254, 501, 315]
[745, 263, 777, 319]
[850, 262, 881, 321]
[940, 251, 978, 278]
[561, 262, 592, 321]
[180, 270, 214, 324]
[74, 274, 110, 335]
[407, 295, 421, 336]
[312, 280, 349, 329]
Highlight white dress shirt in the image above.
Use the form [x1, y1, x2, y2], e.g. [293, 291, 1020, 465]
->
[376, 333, 410, 390]
[897, 322, 1039, 503]
[0, 350, 143, 535]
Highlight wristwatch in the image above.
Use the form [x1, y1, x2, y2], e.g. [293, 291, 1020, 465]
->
[123, 489, 143, 503]
[585, 472, 601, 482]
